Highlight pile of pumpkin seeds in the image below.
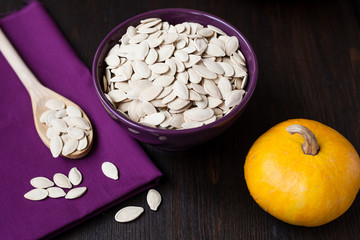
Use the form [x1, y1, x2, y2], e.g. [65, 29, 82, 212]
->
[39, 99, 91, 158]
[24, 162, 120, 201]
[103, 18, 248, 129]
[24, 167, 87, 200]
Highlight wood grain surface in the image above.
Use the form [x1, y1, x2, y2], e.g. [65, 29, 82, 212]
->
[1, 0, 360, 239]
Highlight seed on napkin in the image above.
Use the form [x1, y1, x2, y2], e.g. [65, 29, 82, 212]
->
[101, 162, 119, 180]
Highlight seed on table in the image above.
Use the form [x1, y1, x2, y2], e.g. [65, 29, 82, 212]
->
[147, 189, 162, 211]
[115, 206, 144, 223]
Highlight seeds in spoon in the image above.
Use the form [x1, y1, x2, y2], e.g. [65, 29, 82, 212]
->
[40, 99, 91, 158]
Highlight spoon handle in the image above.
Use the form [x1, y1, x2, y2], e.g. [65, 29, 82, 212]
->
[0, 28, 45, 98]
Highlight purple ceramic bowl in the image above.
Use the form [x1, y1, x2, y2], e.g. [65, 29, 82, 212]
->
[92, 8, 258, 151]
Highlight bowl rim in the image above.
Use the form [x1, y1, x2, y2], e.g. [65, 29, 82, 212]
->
[92, 8, 258, 135]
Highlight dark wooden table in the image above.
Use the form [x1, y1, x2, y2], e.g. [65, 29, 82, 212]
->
[2, 0, 360, 239]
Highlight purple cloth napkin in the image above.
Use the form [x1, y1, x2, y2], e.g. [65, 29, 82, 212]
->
[0, 2, 161, 239]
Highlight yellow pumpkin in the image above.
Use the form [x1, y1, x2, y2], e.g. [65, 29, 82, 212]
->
[244, 119, 360, 227]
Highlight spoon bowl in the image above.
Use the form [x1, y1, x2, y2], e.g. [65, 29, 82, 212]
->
[0, 28, 93, 159]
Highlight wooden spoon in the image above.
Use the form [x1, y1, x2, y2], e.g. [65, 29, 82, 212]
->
[0, 28, 93, 159]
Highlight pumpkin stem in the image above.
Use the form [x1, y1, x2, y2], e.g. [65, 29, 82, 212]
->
[286, 124, 319, 155]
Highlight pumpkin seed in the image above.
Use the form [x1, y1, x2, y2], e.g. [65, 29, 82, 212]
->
[68, 127, 85, 140]
[45, 99, 65, 110]
[24, 188, 48, 201]
[139, 85, 164, 102]
[30, 177, 54, 189]
[62, 139, 78, 156]
[115, 206, 144, 223]
[53, 173, 72, 189]
[69, 167, 82, 186]
[102, 162, 119, 180]
[225, 90, 245, 107]
[50, 136, 63, 158]
[46, 127, 60, 139]
[173, 80, 189, 100]
[147, 189, 162, 211]
[184, 107, 214, 121]
[47, 187, 66, 198]
[65, 187, 87, 199]
[225, 36, 239, 56]
[77, 137, 88, 151]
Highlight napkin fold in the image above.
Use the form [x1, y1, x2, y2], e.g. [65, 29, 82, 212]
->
[0, 2, 161, 239]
